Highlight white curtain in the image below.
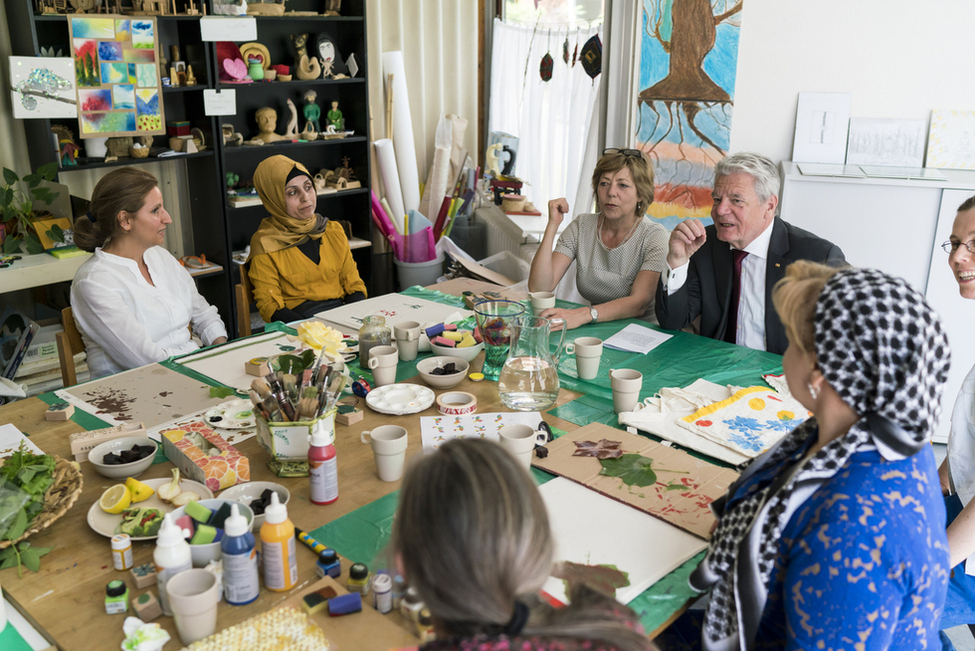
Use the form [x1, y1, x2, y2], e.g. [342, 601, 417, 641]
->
[488, 18, 602, 211]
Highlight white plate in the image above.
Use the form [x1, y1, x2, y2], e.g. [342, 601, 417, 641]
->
[204, 399, 255, 429]
[86, 477, 214, 541]
[365, 383, 436, 415]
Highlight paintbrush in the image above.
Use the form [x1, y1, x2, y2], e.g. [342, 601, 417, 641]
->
[251, 377, 272, 400]
[311, 344, 328, 381]
[262, 395, 283, 422]
[298, 386, 319, 420]
[282, 373, 297, 403]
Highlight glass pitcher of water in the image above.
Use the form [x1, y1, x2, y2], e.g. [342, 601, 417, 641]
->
[498, 315, 567, 411]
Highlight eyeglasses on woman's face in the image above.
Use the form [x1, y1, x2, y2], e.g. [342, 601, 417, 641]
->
[942, 240, 975, 255]
[603, 147, 643, 158]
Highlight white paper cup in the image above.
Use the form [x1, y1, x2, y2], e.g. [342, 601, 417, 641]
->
[368, 345, 399, 386]
[167, 569, 221, 645]
[498, 424, 548, 470]
[394, 320, 421, 362]
[530, 292, 556, 316]
[361, 425, 408, 481]
[610, 369, 643, 413]
[566, 336, 603, 380]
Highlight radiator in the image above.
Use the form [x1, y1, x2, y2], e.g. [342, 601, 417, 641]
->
[474, 203, 537, 264]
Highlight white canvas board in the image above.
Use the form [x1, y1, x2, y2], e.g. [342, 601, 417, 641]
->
[846, 118, 926, 167]
[9, 56, 77, 119]
[314, 295, 471, 334]
[539, 477, 706, 605]
[792, 92, 851, 164]
[175, 331, 297, 392]
[420, 411, 546, 450]
[926, 109, 975, 170]
[0, 423, 44, 459]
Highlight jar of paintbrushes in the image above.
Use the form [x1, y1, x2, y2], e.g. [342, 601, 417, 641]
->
[249, 348, 349, 477]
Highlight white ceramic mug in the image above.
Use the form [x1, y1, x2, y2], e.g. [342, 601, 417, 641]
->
[166, 569, 221, 645]
[367, 345, 399, 386]
[566, 336, 603, 380]
[393, 320, 421, 362]
[361, 425, 409, 481]
[529, 291, 556, 316]
[609, 368, 643, 414]
[498, 424, 548, 470]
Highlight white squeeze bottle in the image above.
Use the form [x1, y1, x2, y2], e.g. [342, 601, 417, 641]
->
[260, 492, 297, 591]
[154, 513, 192, 616]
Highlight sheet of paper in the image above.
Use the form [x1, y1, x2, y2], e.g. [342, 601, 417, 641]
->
[797, 163, 865, 177]
[539, 477, 706, 605]
[199, 16, 257, 41]
[314, 295, 471, 334]
[147, 410, 257, 447]
[174, 331, 298, 392]
[203, 89, 236, 116]
[602, 324, 672, 355]
[420, 411, 545, 450]
[0, 423, 44, 458]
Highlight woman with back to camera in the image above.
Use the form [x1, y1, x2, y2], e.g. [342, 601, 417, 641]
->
[528, 148, 668, 329]
[71, 167, 227, 380]
[659, 262, 951, 650]
[392, 437, 654, 651]
[247, 154, 366, 323]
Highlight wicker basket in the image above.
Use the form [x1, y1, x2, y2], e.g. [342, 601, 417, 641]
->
[0, 457, 83, 550]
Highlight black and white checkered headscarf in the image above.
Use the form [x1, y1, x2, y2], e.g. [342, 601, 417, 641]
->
[689, 267, 950, 651]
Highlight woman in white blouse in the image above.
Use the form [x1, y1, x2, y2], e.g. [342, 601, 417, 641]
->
[71, 167, 227, 380]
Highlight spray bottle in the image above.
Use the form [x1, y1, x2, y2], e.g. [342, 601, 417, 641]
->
[153, 513, 192, 616]
[308, 425, 338, 505]
[260, 492, 297, 591]
[221, 503, 259, 605]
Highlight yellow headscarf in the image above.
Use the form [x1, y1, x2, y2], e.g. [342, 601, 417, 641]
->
[248, 155, 327, 258]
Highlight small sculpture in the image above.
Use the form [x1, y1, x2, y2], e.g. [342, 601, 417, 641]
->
[316, 36, 348, 79]
[292, 34, 321, 80]
[53, 125, 80, 166]
[223, 124, 244, 146]
[303, 90, 321, 132]
[324, 0, 341, 16]
[185, 65, 197, 86]
[284, 99, 299, 139]
[326, 101, 344, 131]
[252, 107, 286, 143]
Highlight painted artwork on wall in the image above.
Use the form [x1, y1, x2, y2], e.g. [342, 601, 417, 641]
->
[9, 56, 77, 119]
[846, 118, 927, 167]
[926, 109, 975, 170]
[68, 15, 164, 139]
[635, 0, 742, 230]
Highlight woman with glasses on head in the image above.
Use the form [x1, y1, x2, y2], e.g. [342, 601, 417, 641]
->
[528, 148, 668, 329]
[937, 196, 975, 650]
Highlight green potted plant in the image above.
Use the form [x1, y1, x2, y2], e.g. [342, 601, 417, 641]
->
[1, 162, 61, 255]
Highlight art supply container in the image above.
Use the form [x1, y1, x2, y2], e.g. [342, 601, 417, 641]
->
[154, 513, 193, 617]
[498, 315, 567, 411]
[473, 300, 526, 381]
[394, 253, 444, 291]
[104, 580, 128, 614]
[111, 533, 133, 571]
[256, 409, 336, 474]
[308, 422, 338, 504]
[347, 562, 370, 596]
[260, 493, 297, 592]
[221, 504, 259, 606]
[372, 572, 392, 614]
[358, 315, 391, 369]
[166, 569, 222, 645]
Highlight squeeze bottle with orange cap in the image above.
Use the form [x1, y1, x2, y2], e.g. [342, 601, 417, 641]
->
[260, 492, 297, 591]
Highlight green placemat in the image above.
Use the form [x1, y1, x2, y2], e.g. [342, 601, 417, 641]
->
[0, 622, 33, 651]
[36, 391, 111, 432]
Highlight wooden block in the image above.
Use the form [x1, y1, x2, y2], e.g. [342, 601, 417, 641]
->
[130, 562, 157, 589]
[335, 407, 363, 426]
[245, 356, 270, 376]
[132, 591, 162, 622]
[44, 401, 74, 421]
[70, 422, 146, 458]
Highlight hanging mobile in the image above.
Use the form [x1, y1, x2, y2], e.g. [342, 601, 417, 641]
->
[539, 28, 553, 82]
[571, 25, 581, 67]
[562, 25, 570, 65]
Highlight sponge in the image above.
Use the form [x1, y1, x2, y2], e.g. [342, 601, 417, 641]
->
[328, 592, 362, 616]
[207, 502, 233, 529]
[432, 335, 455, 347]
[425, 323, 445, 338]
[184, 500, 213, 524]
[441, 331, 464, 342]
[302, 587, 338, 615]
[458, 335, 477, 348]
[190, 524, 218, 545]
[175, 515, 195, 539]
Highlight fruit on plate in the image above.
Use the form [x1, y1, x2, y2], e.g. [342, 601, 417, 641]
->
[99, 484, 132, 514]
[117, 507, 164, 537]
[157, 468, 200, 506]
[125, 477, 155, 503]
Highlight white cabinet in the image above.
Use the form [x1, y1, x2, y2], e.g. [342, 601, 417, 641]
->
[780, 162, 975, 443]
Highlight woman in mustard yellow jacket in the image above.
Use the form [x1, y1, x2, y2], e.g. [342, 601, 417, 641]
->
[247, 155, 367, 322]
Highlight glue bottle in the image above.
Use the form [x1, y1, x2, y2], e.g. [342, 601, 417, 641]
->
[221, 503, 259, 605]
[154, 513, 192, 617]
[260, 492, 297, 591]
[308, 425, 338, 505]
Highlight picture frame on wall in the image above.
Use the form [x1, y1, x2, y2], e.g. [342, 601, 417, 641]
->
[846, 118, 926, 167]
[791, 92, 851, 165]
[926, 109, 975, 170]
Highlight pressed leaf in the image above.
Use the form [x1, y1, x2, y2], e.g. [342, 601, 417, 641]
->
[598, 453, 658, 488]
[21, 548, 40, 572]
[2, 168, 18, 186]
[209, 386, 236, 399]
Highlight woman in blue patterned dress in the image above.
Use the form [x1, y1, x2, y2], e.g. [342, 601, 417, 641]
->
[661, 262, 951, 650]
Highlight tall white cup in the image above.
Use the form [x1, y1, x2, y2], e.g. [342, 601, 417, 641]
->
[529, 292, 556, 316]
[167, 569, 221, 645]
[367, 345, 399, 386]
[566, 336, 603, 380]
[361, 425, 409, 481]
[393, 320, 421, 361]
[498, 424, 548, 470]
[610, 369, 643, 413]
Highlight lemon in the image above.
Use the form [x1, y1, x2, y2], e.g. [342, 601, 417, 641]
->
[125, 477, 155, 503]
[99, 484, 131, 514]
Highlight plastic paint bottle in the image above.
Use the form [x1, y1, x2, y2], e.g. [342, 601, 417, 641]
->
[372, 572, 392, 614]
[260, 492, 297, 591]
[153, 513, 192, 617]
[104, 580, 129, 614]
[111, 533, 133, 571]
[308, 426, 338, 505]
[221, 503, 260, 605]
[347, 562, 370, 596]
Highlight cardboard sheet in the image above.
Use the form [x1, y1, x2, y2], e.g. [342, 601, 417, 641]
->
[419, 411, 548, 450]
[539, 477, 706, 605]
[174, 331, 298, 392]
[314, 295, 471, 333]
[532, 423, 739, 539]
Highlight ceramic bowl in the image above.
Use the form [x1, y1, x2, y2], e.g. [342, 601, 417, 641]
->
[429, 341, 483, 363]
[218, 482, 290, 531]
[416, 356, 470, 389]
[170, 498, 254, 567]
[88, 436, 158, 479]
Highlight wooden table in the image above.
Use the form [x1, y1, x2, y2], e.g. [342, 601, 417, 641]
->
[0, 365, 584, 650]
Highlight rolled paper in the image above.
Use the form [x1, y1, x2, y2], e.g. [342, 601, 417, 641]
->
[382, 51, 421, 214]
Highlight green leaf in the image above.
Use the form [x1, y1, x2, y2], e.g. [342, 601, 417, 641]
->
[31, 187, 55, 205]
[4, 508, 28, 541]
[32, 546, 53, 558]
[0, 187, 12, 207]
[20, 548, 40, 572]
[24, 232, 44, 254]
[3, 235, 22, 254]
[209, 386, 236, 399]
[0, 554, 18, 570]
[23, 173, 41, 188]
[2, 168, 18, 186]
[37, 162, 58, 181]
[46, 224, 65, 243]
[599, 453, 659, 488]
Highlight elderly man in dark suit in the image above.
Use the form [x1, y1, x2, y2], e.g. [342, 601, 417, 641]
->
[654, 152, 845, 355]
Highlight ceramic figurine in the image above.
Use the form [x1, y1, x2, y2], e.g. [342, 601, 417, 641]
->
[316, 35, 348, 79]
[252, 107, 286, 143]
[303, 90, 321, 132]
[326, 101, 344, 131]
[324, 0, 340, 16]
[223, 124, 244, 146]
[284, 99, 299, 139]
[292, 33, 321, 80]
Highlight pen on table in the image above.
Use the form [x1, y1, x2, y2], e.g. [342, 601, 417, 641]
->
[295, 527, 329, 555]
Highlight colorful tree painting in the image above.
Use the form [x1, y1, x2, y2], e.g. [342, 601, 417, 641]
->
[636, 0, 742, 229]
[73, 39, 100, 87]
